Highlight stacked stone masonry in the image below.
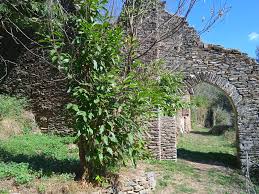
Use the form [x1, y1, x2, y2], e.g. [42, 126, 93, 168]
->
[104, 171, 156, 194]
[141, 2, 259, 169]
[147, 116, 177, 160]
[0, 1, 258, 170]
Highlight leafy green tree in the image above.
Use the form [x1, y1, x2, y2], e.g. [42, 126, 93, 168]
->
[40, 0, 185, 181]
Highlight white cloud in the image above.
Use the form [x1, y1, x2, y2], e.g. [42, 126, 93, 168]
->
[248, 32, 259, 41]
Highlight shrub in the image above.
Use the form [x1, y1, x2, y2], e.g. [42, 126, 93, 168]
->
[41, 0, 185, 181]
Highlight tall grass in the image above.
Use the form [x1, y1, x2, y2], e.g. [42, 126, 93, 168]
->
[0, 95, 27, 119]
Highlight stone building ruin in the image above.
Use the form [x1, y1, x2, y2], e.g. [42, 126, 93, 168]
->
[141, 2, 259, 169]
[0, 1, 259, 170]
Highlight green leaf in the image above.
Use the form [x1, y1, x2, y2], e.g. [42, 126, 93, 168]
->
[67, 104, 79, 112]
[99, 125, 105, 134]
[128, 133, 134, 144]
[93, 60, 98, 70]
[51, 56, 58, 63]
[63, 58, 70, 63]
[106, 147, 113, 155]
[88, 113, 94, 119]
[98, 152, 103, 163]
[98, 107, 102, 115]
[102, 136, 108, 145]
[94, 97, 100, 104]
[109, 132, 118, 143]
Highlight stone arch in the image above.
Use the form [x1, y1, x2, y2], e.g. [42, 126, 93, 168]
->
[183, 71, 242, 165]
[183, 72, 242, 108]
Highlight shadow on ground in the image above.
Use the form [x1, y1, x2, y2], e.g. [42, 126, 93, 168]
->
[0, 147, 80, 176]
[190, 131, 211, 136]
[177, 148, 238, 168]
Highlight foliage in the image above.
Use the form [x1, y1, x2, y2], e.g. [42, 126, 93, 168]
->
[0, 0, 48, 31]
[41, 0, 184, 181]
[213, 107, 233, 126]
[191, 83, 234, 127]
[0, 162, 34, 185]
[37, 184, 46, 194]
[191, 95, 209, 108]
[192, 83, 233, 111]
[0, 189, 9, 194]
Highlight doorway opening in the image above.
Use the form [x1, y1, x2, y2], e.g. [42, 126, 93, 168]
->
[177, 82, 238, 168]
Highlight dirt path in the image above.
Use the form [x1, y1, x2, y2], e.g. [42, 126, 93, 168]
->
[154, 128, 247, 194]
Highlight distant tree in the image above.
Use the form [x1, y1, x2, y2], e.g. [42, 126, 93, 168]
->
[256, 46, 259, 62]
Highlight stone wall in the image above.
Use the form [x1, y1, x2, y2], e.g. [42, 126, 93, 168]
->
[147, 115, 177, 160]
[139, 1, 259, 169]
[1, 0, 258, 170]
[105, 171, 156, 194]
[0, 49, 72, 134]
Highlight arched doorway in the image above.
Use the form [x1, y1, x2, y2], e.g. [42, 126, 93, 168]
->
[177, 81, 239, 168]
[183, 72, 246, 168]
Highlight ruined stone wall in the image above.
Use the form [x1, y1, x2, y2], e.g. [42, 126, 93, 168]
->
[141, 2, 259, 169]
[147, 116, 177, 160]
[1, 1, 258, 169]
[0, 49, 72, 134]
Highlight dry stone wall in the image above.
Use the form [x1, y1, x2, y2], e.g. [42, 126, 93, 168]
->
[105, 171, 156, 194]
[147, 115, 177, 160]
[140, 2, 259, 169]
[0, 49, 72, 134]
[1, 0, 258, 170]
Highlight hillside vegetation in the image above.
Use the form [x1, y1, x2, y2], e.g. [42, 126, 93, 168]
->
[0, 95, 258, 193]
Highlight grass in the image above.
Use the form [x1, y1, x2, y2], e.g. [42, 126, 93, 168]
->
[177, 126, 237, 167]
[149, 127, 257, 194]
[0, 95, 258, 193]
[0, 95, 36, 138]
[0, 95, 83, 192]
[0, 133, 78, 186]
[0, 133, 257, 193]
[0, 189, 9, 194]
[0, 95, 27, 119]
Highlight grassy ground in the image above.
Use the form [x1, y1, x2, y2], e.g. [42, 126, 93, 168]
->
[151, 127, 259, 194]
[0, 128, 258, 193]
[0, 133, 83, 193]
[0, 95, 258, 193]
[177, 127, 237, 168]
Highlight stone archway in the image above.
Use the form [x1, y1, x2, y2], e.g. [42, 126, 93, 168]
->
[183, 72, 241, 164]
[147, 70, 257, 170]
[142, 2, 259, 170]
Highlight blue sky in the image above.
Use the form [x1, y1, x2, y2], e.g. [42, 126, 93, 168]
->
[165, 0, 259, 58]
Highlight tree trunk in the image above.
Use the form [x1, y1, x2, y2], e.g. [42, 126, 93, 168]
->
[78, 135, 88, 181]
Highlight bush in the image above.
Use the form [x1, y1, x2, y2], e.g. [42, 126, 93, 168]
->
[41, 0, 185, 181]
[191, 83, 235, 128]
[213, 107, 233, 126]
